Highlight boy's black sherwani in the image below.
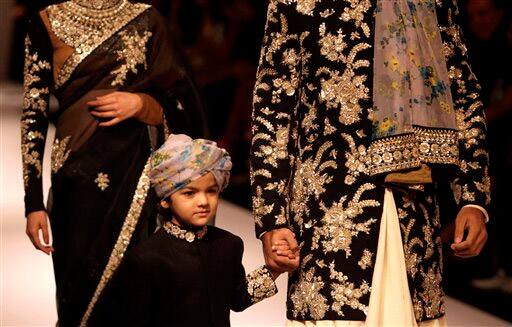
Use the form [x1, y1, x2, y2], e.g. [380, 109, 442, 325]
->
[250, 0, 490, 322]
[93, 225, 276, 326]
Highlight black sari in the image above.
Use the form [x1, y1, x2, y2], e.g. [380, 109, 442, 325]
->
[21, 2, 206, 325]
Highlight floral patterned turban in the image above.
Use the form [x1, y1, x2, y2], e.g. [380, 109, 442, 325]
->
[149, 134, 232, 199]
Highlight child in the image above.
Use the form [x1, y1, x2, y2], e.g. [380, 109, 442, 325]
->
[107, 134, 288, 326]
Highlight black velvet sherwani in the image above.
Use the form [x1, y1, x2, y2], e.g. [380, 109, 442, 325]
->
[250, 0, 490, 322]
[92, 225, 277, 327]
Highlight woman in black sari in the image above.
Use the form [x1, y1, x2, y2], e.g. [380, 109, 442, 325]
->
[21, 1, 206, 325]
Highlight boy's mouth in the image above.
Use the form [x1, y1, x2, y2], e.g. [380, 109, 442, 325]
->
[195, 211, 210, 216]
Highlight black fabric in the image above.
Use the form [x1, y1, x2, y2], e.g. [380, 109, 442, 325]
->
[90, 226, 257, 327]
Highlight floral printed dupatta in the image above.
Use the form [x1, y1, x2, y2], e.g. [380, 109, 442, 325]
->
[369, 0, 459, 175]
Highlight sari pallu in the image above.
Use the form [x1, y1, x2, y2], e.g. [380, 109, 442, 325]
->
[21, 4, 206, 326]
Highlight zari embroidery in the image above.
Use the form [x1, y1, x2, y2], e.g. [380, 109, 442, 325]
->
[329, 262, 370, 315]
[21, 36, 51, 187]
[367, 126, 459, 175]
[51, 136, 71, 173]
[341, 133, 370, 185]
[95, 172, 110, 191]
[74, 0, 122, 10]
[296, 0, 319, 16]
[47, 0, 150, 88]
[357, 249, 373, 270]
[291, 142, 337, 219]
[252, 186, 275, 228]
[418, 265, 445, 319]
[110, 30, 152, 86]
[80, 159, 151, 326]
[162, 221, 207, 242]
[312, 183, 379, 256]
[246, 266, 278, 304]
[290, 255, 329, 320]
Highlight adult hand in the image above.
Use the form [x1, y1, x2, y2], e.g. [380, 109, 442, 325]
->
[451, 207, 487, 258]
[87, 92, 143, 127]
[26, 210, 53, 255]
[261, 228, 300, 273]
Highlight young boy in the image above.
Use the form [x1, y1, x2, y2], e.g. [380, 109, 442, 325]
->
[107, 134, 287, 326]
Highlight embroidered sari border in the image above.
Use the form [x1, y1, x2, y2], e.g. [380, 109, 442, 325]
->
[79, 158, 151, 326]
[368, 126, 459, 176]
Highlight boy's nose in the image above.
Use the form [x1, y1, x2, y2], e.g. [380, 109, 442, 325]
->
[197, 193, 208, 206]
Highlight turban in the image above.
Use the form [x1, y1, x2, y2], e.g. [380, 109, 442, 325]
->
[150, 134, 232, 199]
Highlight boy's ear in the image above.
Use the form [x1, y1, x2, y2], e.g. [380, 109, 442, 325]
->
[160, 199, 170, 209]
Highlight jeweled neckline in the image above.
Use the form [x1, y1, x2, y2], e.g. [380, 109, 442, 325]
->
[162, 221, 208, 243]
[72, 0, 124, 10]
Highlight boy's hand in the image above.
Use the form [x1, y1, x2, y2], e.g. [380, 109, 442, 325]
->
[261, 228, 300, 273]
[272, 240, 299, 259]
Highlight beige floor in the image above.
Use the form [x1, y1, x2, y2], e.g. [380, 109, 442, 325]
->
[2, 83, 510, 326]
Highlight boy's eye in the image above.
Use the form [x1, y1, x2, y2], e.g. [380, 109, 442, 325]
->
[183, 191, 194, 196]
[208, 188, 219, 194]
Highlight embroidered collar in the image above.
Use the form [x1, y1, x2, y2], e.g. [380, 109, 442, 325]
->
[162, 221, 207, 243]
[73, 0, 123, 10]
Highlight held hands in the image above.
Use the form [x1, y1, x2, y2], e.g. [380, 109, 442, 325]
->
[87, 91, 143, 127]
[26, 210, 53, 255]
[262, 228, 300, 278]
[451, 207, 487, 258]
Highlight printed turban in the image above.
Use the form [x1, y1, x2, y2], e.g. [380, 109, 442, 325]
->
[149, 134, 232, 199]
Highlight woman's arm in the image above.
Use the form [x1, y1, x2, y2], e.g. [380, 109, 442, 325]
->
[22, 14, 53, 255]
[87, 91, 164, 126]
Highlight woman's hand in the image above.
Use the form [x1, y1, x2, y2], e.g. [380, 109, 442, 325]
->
[87, 92, 143, 127]
[26, 210, 53, 255]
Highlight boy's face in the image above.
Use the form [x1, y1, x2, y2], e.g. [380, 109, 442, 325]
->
[163, 172, 220, 228]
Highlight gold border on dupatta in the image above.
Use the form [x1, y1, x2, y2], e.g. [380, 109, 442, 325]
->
[368, 126, 459, 176]
[79, 158, 151, 326]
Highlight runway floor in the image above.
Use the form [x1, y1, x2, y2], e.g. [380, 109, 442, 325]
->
[1, 83, 510, 326]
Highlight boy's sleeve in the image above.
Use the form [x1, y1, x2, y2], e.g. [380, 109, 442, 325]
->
[230, 238, 277, 312]
[111, 252, 152, 326]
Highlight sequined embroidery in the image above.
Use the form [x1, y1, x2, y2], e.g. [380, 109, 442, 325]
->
[51, 136, 71, 173]
[246, 266, 278, 303]
[47, 0, 151, 88]
[357, 249, 373, 270]
[110, 29, 152, 86]
[290, 255, 329, 320]
[367, 126, 459, 175]
[21, 36, 51, 187]
[162, 221, 207, 242]
[329, 262, 370, 315]
[291, 142, 337, 220]
[95, 172, 110, 191]
[312, 184, 379, 256]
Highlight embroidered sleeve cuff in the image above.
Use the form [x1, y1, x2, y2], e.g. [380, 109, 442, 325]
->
[462, 204, 489, 223]
[246, 265, 278, 304]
